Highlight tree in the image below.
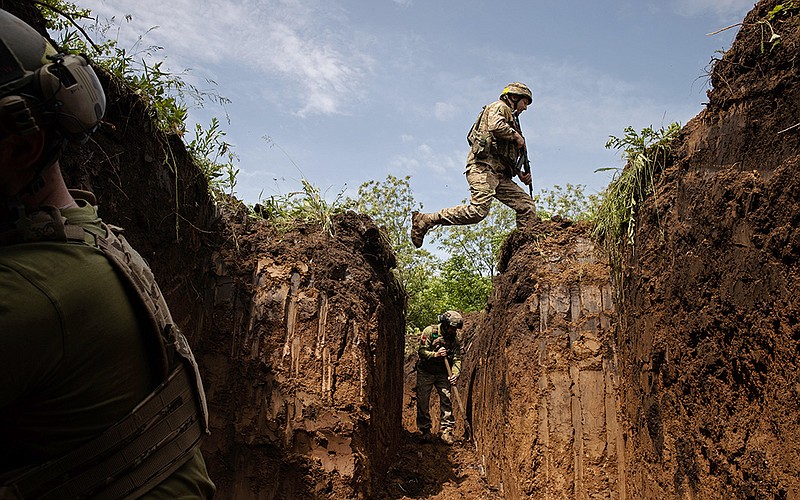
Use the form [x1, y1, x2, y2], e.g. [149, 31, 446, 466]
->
[536, 183, 601, 221]
[431, 203, 515, 278]
[345, 174, 424, 287]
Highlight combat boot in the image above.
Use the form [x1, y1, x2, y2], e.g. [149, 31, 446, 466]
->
[411, 211, 438, 248]
[441, 429, 454, 445]
[418, 429, 433, 443]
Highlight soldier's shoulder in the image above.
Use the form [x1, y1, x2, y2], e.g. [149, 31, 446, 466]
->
[485, 100, 505, 111]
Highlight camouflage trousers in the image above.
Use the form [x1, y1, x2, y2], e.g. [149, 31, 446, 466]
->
[416, 368, 454, 433]
[435, 162, 536, 227]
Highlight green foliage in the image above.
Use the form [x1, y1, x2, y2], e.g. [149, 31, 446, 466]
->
[409, 201, 515, 331]
[187, 118, 239, 198]
[36, 0, 94, 46]
[345, 174, 421, 280]
[593, 123, 680, 274]
[404, 251, 444, 334]
[536, 183, 601, 222]
[768, 1, 799, 20]
[755, 3, 799, 53]
[342, 175, 508, 332]
[438, 255, 493, 309]
[252, 179, 348, 236]
[432, 204, 514, 278]
[38, 1, 237, 191]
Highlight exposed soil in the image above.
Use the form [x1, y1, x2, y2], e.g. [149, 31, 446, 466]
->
[615, 0, 800, 496]
[10, 0, 800, 497]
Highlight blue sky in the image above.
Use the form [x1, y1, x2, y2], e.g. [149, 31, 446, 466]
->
[77, 0, 754, 213]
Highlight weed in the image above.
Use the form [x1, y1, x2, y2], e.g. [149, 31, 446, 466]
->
[38, 0, 237, 195]
[593, 123, 680, 280]
[250, 179, 349, 237]
[707, 2, 799, 54]
[188, 118, 239, 199]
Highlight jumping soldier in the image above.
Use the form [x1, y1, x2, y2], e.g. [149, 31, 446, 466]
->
[411, 82, 537, 248]
[0, 9, 215, 498]
[416, 310, 463, 445]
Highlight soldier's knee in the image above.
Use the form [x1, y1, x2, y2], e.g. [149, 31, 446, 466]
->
[468, 203, 491, 223]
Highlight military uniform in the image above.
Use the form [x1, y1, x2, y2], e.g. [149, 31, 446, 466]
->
[0, 195, 215, 498]
[411, 83, 537, 248]
[438, 98, 536, 226]
[416, 324, 462, 438]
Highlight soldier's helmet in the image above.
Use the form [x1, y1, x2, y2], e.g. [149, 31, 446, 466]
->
[438, 310, 464, 329]
[500, 82, 532, 104]
[0, 9, 105, 143]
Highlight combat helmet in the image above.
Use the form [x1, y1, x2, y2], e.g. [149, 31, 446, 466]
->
[438, 310, 464, 329]
[0, 8, 105, 143]
[500, 81, 532, 104]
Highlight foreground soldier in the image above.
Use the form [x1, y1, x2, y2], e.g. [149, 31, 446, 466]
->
[411, 82, 537, 248]
[0, 9, 215, 498]
[416, 311, 463, 445]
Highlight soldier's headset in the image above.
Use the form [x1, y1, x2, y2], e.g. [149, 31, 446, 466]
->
[0, 43, 106, 144]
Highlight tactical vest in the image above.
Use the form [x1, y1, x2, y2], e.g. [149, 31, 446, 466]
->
[0, 192, 209, 500]
[466, 102, 520, 173]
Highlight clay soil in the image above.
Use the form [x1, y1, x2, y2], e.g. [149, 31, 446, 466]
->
[614, 0, 800, 496]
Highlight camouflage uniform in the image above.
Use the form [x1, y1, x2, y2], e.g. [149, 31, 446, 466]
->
[415, 324, 462, 436]
[439, 98, 536, 226]
[411, 85, 537, 248]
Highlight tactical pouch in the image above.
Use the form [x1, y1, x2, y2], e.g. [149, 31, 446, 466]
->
[470, 132, 493, 159]
[0, 364, 203, 500]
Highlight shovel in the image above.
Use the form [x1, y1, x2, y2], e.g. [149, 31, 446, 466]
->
[444, 358, 473, 441]
[444, 357, 484, 475]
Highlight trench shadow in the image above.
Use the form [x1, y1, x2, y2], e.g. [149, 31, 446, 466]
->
[381, 429, 466, 499]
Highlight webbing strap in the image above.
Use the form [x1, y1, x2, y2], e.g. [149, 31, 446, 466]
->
[1, 364, 203, 500]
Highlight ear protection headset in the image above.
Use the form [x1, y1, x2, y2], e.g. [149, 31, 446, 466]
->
[0, 49, 106, 143]
[0, 8, 106, 144]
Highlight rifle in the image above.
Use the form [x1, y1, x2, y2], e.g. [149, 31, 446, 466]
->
[512, 111, 534, 198]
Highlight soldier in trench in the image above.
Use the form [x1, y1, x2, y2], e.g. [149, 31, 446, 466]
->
[0, 10, 215, 498]
[416, 310, 463, 445]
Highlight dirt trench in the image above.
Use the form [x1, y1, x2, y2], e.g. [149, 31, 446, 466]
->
[460, 222, 619, 499]
[17, 0, 800, 497]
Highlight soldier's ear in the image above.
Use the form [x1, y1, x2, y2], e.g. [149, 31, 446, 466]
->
[7, 129, 46, 165]
[0, 129, 46, 191]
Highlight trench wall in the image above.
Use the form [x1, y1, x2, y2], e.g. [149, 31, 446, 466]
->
[463, 225, 625, 499]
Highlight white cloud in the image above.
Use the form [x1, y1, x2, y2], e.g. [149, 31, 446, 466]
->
[389, 142, 462, 179]
[433, 102, 458, 122]
[79, 0, 373, 117]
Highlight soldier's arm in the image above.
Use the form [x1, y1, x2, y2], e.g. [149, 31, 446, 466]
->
[485, 102, 518, 140]
[417, 327, 436, 360]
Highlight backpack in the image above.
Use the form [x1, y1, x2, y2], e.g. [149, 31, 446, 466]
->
[466, 106, 492, 158]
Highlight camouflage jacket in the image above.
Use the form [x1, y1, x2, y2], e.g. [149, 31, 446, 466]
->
[417, 324, 462, 377]
[466, 98, 521, 175]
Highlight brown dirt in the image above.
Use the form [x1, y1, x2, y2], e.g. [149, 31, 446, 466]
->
[614, 0, 800, 496]
[459, 220, 619, 498]
[11, 0, 800, 497]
